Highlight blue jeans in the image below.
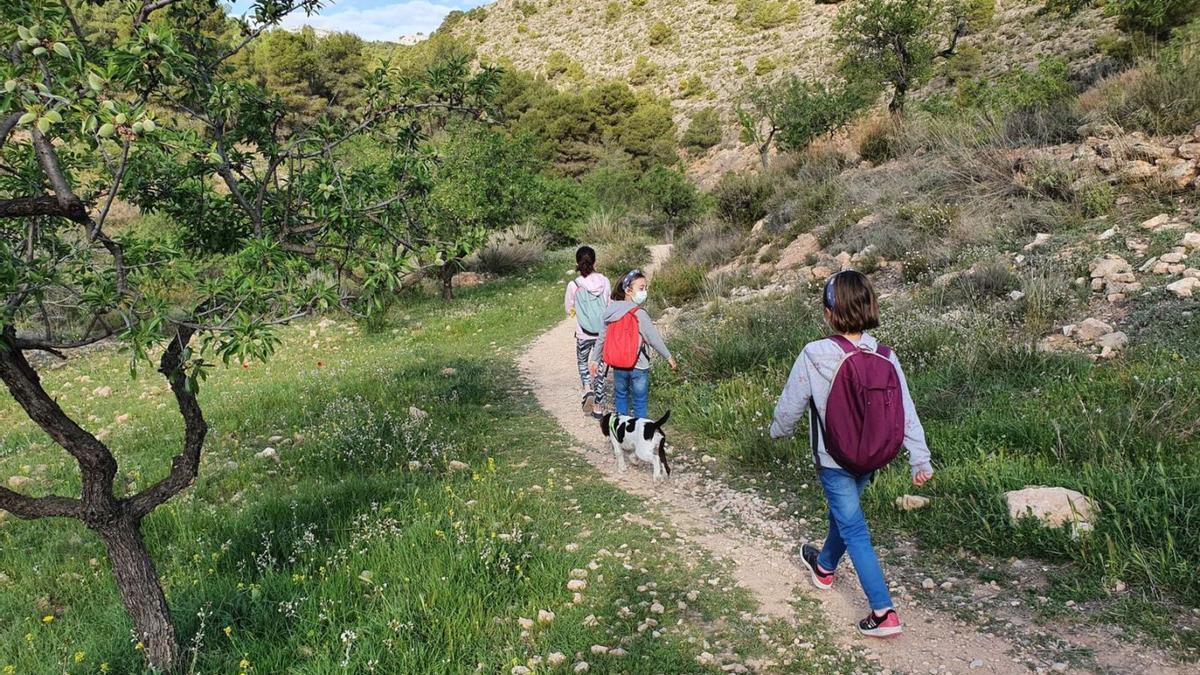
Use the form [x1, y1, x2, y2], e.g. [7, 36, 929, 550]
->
[612, 368, 649, 418]
[817, 468, 894, 612]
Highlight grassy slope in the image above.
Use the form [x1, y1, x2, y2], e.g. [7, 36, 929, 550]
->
[653, 289, 1199, 654]
[0, 254, 860, 673]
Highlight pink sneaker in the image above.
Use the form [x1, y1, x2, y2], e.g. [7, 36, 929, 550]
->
[858, 609, 903, 637]
[801, 543, 834, 590]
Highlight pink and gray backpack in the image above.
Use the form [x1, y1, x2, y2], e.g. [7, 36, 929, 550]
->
[811, 335, 905, 476]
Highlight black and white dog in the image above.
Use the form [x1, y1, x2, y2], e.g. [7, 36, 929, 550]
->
[599, 411, 671, 481]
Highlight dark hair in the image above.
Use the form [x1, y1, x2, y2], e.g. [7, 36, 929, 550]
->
[576, 246, 596, 277]
[823, 270, 880, 334]
[612, 269, 645, 301]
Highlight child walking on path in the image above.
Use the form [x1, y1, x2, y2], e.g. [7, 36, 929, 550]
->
[565, 246, 612, 419]
[770, 270, 933, 638]
[590, 269, 677, 419]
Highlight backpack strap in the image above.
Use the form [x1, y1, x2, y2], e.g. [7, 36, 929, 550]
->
[827, 335, 858, 354]
[875, 344, 893, 359]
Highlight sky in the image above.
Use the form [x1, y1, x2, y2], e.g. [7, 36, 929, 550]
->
[228, 1, 490, 42]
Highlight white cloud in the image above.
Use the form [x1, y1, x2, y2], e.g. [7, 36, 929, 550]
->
[279, 1, 464, 42]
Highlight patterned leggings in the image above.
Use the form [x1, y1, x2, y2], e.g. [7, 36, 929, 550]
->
[576, 337, 607, 406]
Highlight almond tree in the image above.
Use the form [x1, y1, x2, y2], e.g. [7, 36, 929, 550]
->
[0, 0, 497, 670]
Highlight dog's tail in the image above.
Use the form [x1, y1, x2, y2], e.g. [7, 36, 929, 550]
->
[649, 409, 670, 430]
[657, 437, 671, 476]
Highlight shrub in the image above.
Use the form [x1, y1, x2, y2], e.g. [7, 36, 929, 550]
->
[897, 202, 957, 236]
[735, 0, 800, 30]
[1115, 0, 1200, 39]
[653, 260, 708, 306]
[855, 115, 904, 164]
[682, 108, 723, 151]
[950, 259, 1019, 301]
[754, 56, 778, 75]
[545, 50, 584, 80]
[582, 164, 642, 212]
[1073, 180, 1117, 218]
[677, 217, 746, 267]
[1019, 264, 1074, 333]
[649, 21, 673, 46]
[713, 171, 774, 228]
[471, 225, 547, 275]
[958, 58, 1077, 113]
[679, 74, 705, 98]
[628, 55, 659, 85]
[605, 1, 622, 23]
[1092, 32, 1200, 135]
[599, 240, 651, 277]
[639, 166, 702, 241]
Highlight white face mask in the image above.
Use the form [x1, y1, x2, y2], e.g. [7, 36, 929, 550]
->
[632, 289, 648, 305]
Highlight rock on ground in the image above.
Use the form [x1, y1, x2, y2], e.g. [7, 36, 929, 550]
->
[1005, 486, 1097, 529]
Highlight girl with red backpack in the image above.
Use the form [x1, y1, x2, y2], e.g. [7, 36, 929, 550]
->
[589, 269, 677, 419]
[770, 270, 933, 638]
[565, 246, 612, 419]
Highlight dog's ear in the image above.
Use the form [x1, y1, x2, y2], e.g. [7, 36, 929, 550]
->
[599, 413, 612, 437]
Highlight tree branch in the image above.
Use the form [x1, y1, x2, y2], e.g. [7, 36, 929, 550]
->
[0, 328, 118, 519]
[126, 326, 206, 519]
[0, 111, 20, 149]
[0, 486, 83, 520]
[0, 195, 88, 222]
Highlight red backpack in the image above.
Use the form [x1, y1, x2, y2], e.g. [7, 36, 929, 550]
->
[812, 335, 905, 476]
[602, 309, 643, 369]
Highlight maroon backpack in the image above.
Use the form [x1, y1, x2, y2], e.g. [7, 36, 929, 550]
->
[811, 335, 905, 476]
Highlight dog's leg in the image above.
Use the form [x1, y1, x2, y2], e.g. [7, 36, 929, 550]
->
[613, 443, 627, 473]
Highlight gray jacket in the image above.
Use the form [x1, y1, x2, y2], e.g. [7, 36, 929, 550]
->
[769, 333, 933, 478]
[589, 300, 673, 370]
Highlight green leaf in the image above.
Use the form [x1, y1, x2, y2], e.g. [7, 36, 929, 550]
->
[43, 109, 62, 124]
[32, 46, 46, 56]
[52, 42, 71, 58]
[87, 72, 104, 91]
[3, 79, 16, 93]
[17, 111, 36, 126]
[36, 116, 50, 133]
[98, 122, 115, 138]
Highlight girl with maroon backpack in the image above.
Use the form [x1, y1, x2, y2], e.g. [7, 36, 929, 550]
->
[589, 269, 677, 419]
[770, 270, 933, 638]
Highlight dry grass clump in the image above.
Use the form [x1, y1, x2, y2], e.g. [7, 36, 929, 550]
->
[471, 224, 547, 275]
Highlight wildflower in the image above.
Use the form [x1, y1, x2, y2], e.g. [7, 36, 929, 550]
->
[41, 615, 54, 624]
[74, 651, 85, 663]
[224, 626, 233, 638]
[135, 642, 144, 651]
[100, 664, 109, 673]
[3, 665, 14, 674]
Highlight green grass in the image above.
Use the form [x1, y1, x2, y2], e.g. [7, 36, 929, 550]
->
[655, 290, 1200, 639]
[0, 253, 866, 673]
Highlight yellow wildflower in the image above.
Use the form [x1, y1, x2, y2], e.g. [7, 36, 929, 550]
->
[74, 651, 85, 663]
[100, 664, 109, 673]
[224, 626, 232, 638]
[4, 665, 15, 674]
[135, 642, 144, 651]
[41, 615, 54, 624]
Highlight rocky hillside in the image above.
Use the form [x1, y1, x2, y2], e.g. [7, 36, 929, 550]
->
[446, 0, 1116, 177]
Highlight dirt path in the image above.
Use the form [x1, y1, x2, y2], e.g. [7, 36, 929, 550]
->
[518, 245, 1183, 674]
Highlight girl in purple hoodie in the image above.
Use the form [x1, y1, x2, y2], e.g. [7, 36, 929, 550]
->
[565, 246, 612, 419]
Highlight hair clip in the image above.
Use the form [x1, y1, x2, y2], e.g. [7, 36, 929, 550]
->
[824, 272, 841, 308]
[622, 269, 642, 290]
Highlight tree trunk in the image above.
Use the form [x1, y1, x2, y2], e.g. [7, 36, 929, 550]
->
[96, 517, 181, 673]
[440, 262, 456, 302]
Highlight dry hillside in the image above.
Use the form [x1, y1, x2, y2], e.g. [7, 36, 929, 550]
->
[447, 0, 1116, 178]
